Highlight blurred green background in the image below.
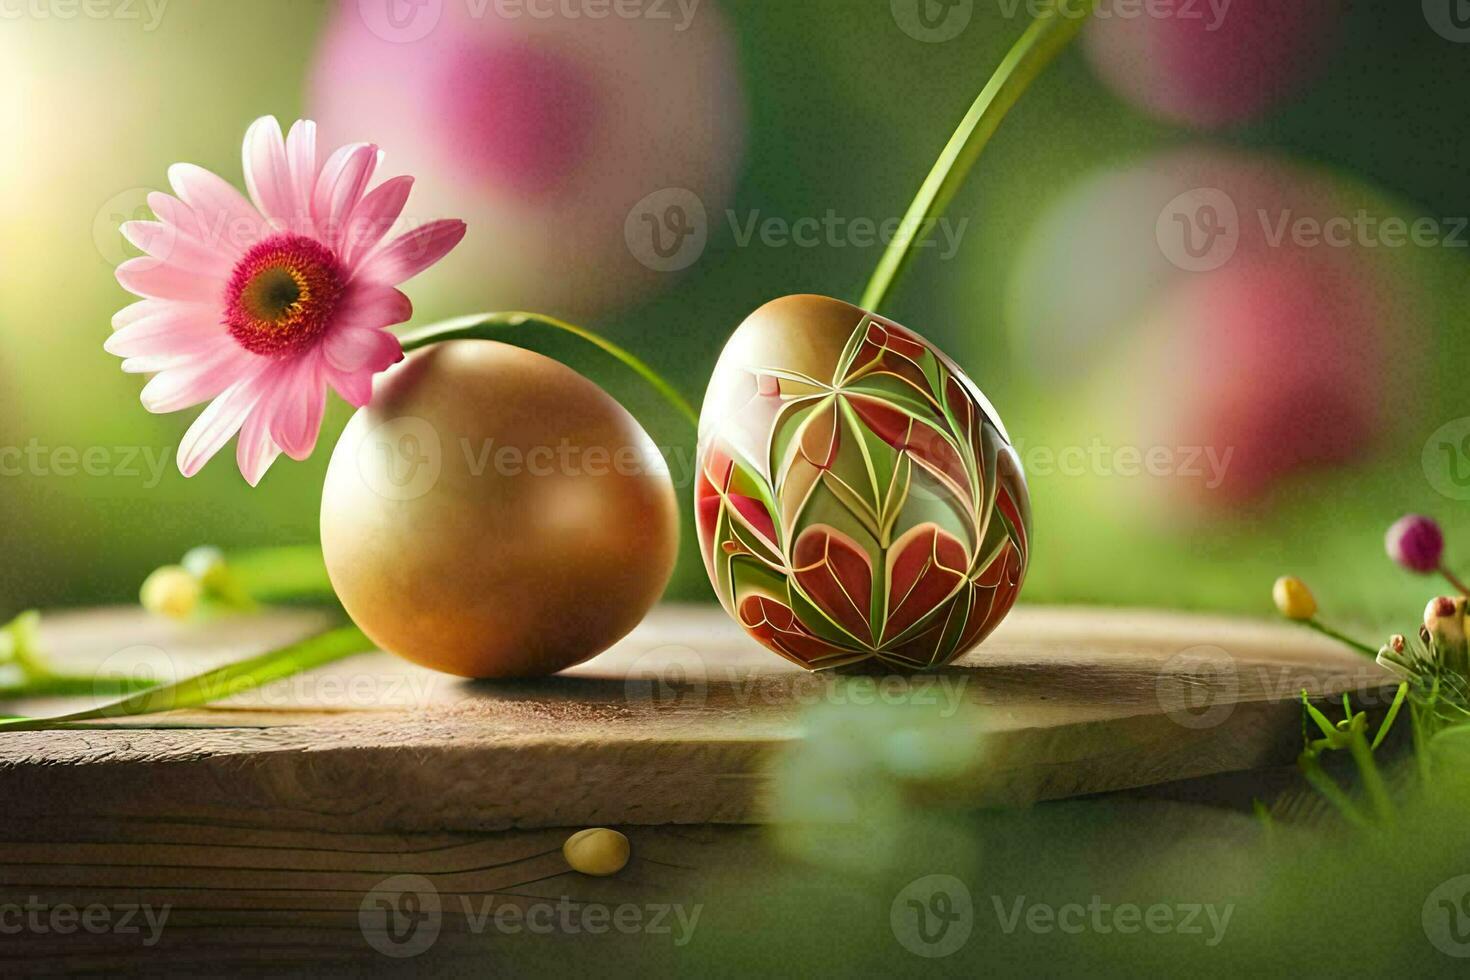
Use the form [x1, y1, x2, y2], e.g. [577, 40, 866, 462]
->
[2, 0, 1467, 634]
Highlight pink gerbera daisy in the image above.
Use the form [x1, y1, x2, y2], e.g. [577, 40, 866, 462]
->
[107, 116, 466, 485]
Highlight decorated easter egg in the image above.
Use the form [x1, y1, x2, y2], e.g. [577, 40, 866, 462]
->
[696, 295, 1030, 672]
[309, 0, 745, 318]
[321, 341, 678, 679]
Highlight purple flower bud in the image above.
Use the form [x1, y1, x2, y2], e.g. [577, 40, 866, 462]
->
[1386, 514, 1445, 574]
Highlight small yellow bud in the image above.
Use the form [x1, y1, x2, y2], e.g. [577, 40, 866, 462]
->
[563, 828, 630, 877]
[1272, 577, 1317, 622]
[140, 565, 202, 620]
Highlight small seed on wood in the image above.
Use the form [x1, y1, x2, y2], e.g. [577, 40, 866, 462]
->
[563, 828, 630, 877]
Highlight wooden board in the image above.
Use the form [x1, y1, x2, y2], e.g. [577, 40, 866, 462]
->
[0, 604, 1395, 970]
[0, 604, 1395, 831]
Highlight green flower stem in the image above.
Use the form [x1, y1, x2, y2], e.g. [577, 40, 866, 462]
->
[1304, 618, 1378, 658]
[0, 675, 156, 700]
[400, 312, 699, 430]
[860, 0, 1097, 313]
[1439, 564, 1470, 597]
[0, 624, 373, 731]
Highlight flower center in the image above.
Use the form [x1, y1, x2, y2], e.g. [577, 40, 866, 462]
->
[224, 234, 345, 356]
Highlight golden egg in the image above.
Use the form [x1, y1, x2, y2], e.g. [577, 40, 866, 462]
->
[321, 341, 678, 678]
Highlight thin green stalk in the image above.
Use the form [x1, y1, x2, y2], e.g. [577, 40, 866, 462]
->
[1439, 564, 1470, 597]
[0, 675, 156, 699]
[0, 625, 373, 731]
[1371, 682, 1408, 752]
[1345, 717, 1394, 825]
[860, 0, 1096, 313]
[1304, 619, 1378, 657]
[400, 312, 698, 430]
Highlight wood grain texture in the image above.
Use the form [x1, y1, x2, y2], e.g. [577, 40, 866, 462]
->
[0, 604, 1395, 832]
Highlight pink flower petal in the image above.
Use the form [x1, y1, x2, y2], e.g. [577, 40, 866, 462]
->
[243, 116, 297, 231]
[106, 304, 219, 356]
[108, 117, 469, 484]
[341, 175, 413, 270]
[285, 119, 319, 235]
[265, 354, 328, 461]
[116, 257, 223, 304]
[236, 408, 283, 486]
[120, 330, 231, 373]
[312, 142, 378, 254]
[337, 280, 412, 331]
[121, 221, 235, 278]
[112, 299, 168, 330]
[324, 325, 404, 374]
[177, 373, 266, 478]
[325, 364, 376, 408]
[141, 344, 256, 414]
[357, 220, 467, 286]
[146, 192, 210, 242]
[167, 163, 266, 257]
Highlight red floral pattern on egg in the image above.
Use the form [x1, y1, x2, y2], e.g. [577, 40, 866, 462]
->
[697, 296, 1030, 672]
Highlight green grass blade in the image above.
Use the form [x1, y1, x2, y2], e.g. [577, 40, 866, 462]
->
[1371, 682, 1409, 752]
[0, 625, 374, 732]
